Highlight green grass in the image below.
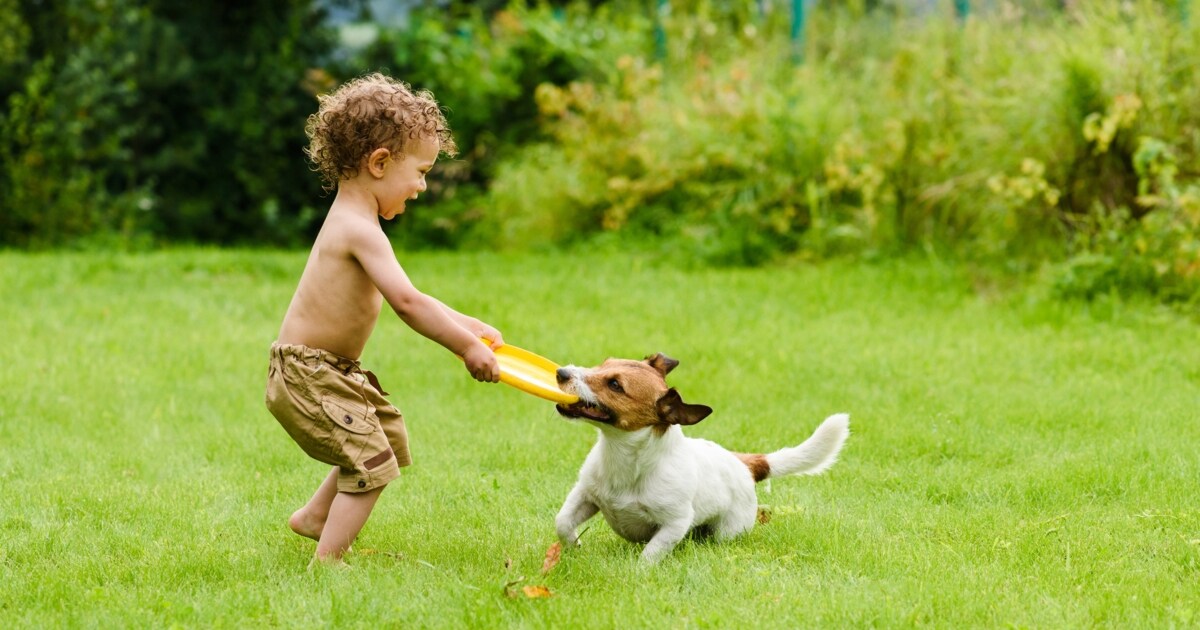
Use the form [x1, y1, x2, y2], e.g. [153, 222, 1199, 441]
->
[1, 249, 1198, 628]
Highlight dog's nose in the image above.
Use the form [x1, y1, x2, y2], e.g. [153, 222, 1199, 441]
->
[555, 368, 571, 384]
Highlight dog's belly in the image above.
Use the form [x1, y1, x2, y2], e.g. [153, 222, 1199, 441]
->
[598, 504, 659, 543]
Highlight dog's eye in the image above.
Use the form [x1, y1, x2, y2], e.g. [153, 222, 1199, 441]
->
[607, 378, 624, 393]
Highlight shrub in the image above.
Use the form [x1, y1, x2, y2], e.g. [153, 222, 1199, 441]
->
[0, 0, 334, 247]
[477, 0, 1200, 301]
[343, 1, 652, 248]
[0, 1, 159, 246]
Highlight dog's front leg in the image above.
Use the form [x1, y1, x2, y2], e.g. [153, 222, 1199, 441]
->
[641, 507, 694, 564]
[555, 484, 599, 547]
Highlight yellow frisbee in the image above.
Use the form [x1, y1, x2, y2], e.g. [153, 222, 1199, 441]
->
[490, 342, 579, 405]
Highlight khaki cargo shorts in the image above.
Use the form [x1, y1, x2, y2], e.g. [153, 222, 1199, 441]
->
[265, 342, 411, 493]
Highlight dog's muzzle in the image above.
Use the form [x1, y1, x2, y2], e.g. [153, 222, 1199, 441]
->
[555, 401, 613, 423]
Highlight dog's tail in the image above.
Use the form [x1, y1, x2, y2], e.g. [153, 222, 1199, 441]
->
[736, 414, 849, 482]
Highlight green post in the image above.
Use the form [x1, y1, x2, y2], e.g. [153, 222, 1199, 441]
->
[791, 0, 806, 63]
[954, 0, 969, 21]
[655, 0, 668, 60]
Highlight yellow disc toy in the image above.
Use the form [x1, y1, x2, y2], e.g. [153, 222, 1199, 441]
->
[489, 342, 579, 404]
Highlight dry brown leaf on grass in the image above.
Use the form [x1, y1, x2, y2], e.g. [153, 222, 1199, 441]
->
[503, 578, 554, 599]
[757, 506, 773, 524]
[522, 585, 554, 599]
[500, 541, 562, 598]
[541, 541, 562, 575]
[503, 577, 526, 598]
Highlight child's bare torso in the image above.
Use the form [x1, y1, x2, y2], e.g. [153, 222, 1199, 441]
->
[276, 209, 383, 360]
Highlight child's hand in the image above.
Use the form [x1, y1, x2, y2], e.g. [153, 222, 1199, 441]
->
[478, 324, 504, 350]
[463, 342, 500, 383]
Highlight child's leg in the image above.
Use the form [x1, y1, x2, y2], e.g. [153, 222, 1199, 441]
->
[314, 485, 385, 562]
[289, 467, 340, 540]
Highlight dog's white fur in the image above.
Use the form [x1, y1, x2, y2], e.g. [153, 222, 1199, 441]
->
[554, 356, 849, 563]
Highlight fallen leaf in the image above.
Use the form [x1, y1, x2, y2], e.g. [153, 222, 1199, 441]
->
[522, 585, 553, 599]
[503, 577, 526, 598]
[541, 542, 562, 575]
[757, 506, 772, 525]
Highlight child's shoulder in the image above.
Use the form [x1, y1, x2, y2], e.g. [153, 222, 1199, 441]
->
[319, 203, 387, 252]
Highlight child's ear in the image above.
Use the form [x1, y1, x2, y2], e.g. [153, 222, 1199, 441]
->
[366, 148, 391, 178]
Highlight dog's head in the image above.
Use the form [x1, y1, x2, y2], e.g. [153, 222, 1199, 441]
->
[554, 353, 712, 432]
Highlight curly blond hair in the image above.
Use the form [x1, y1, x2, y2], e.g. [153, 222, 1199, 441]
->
[304, 73, 458, 190]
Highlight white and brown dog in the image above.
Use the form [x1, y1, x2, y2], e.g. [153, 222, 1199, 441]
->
[553, 353, 849, 563]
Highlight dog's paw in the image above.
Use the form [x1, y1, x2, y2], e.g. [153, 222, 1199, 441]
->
[640, 547, 670, 565]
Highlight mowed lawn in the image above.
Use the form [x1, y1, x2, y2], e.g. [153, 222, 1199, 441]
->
[1, 249, 1197, 628]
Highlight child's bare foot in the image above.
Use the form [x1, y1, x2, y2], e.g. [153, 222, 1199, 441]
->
[288, 509, 326, 541]
[308, 554, 350, 571]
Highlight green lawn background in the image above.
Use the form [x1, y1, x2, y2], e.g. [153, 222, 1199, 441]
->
[1, 250, 1197, 628]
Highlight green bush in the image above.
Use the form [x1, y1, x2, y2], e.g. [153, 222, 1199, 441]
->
[1, 0, 1196, 305]
[0, 1, 158, 246]
[0, 0, 618, 249]
[1052, 136, 1200, 302]
[342, 1, 652, 248]
[477, 0, 1200, 302]
[0, 0, 333, 247]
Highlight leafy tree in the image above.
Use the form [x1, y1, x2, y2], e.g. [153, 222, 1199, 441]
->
[0, 0, 336, 246]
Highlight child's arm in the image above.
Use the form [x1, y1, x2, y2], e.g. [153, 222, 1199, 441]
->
[351, 226, 499, 382]
[433, 298, 504, 349]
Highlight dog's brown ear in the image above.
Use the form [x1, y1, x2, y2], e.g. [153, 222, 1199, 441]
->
[656, 388, 712, 426]
[645, 353, 680, 377]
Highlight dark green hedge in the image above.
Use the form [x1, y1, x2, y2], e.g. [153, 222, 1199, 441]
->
[0, 0, 340, 247]
[0, 0, 602, 248]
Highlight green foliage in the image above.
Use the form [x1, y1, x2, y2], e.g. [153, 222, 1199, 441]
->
[342, 1, 652, 248]
[484, 7, 965, 263]
[140, 1, 333, 245]
[0, 0, 333, 247]
[0, 0, 30, 87]
[1053, 136, 1200, 302]
[0, 0, 1197, 304]
[475, 0, 1200, 301]
[0, 1, 156, 246]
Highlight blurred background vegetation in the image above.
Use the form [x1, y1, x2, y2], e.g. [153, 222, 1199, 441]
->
[1, 0, 1197, 304]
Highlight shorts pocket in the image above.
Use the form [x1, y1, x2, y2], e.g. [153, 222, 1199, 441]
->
[294, 361, 327, 390]
[321, 395, 376, 435]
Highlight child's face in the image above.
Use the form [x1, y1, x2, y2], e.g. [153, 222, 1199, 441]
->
[376, 136, 439, 220]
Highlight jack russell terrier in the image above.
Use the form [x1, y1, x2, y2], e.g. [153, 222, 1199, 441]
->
[553, 353, 849, 563]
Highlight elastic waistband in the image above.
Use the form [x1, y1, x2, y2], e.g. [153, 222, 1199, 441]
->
[271, 342, 361, 374]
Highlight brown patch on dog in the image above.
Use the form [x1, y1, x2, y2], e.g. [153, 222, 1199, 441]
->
[736, 453, 771, 482]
